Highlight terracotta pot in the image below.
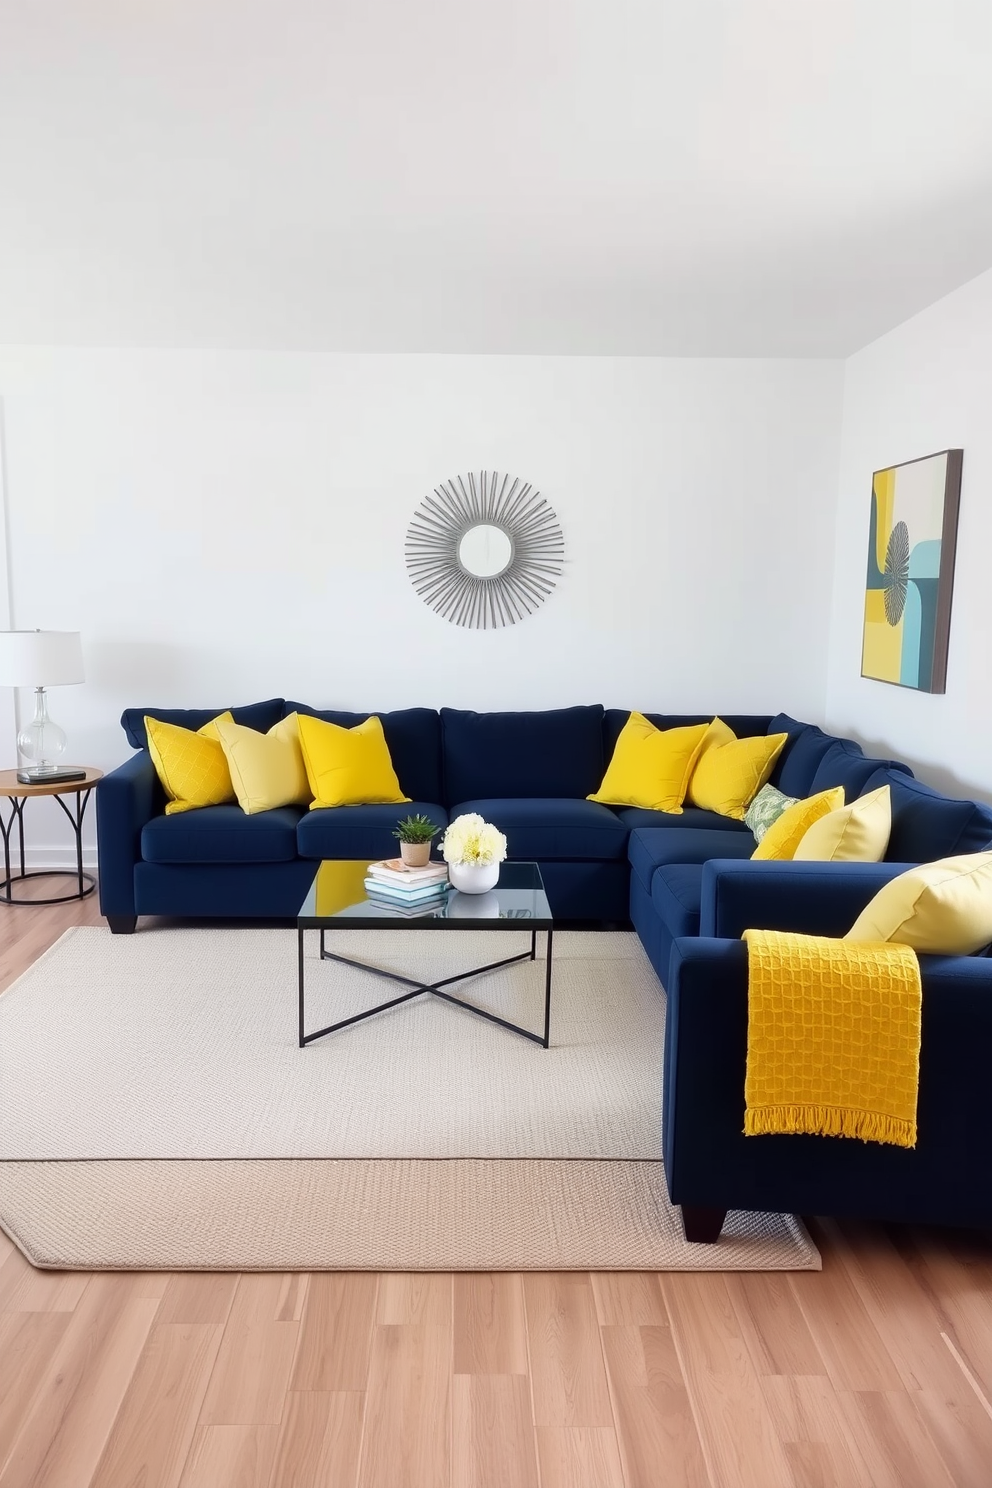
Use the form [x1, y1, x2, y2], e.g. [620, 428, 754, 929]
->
[399, 840, 432, 868]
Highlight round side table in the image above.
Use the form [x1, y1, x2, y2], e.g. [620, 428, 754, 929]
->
[0, 768, 103, 905]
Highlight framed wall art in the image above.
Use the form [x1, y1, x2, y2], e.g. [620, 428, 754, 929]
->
[861, 448, 963, 693]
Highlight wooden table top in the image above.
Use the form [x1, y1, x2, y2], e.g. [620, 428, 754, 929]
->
[0, 767, 103, 799]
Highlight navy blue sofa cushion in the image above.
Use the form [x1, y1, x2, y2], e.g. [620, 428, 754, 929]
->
[297, 802, 448, 862]
[450, 798, 628, 861]
[863, 769, 992, 862]
[809, 740, 912, 799]
[603, 710, 773, 766]
[141, 805, 304, 864]
[121, 698, 285, 752]
[285, 704, 443, 804]
[441, 706, 605, 802]
[629, 828, 755, 896]
[651, 865, 704, 941]
[614, 805, 752, 835]
[767, 716, 841, 797]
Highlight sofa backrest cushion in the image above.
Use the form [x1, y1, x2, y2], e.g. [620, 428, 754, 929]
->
[121, 698, 285, 752]
[809, 739, 913, 799]
[442, 705, 605, 802]
[766, 715, 839, 797]
[285, 704, 442, 804]
[602, 710, 772, 767]
[863, 767, 992, 862]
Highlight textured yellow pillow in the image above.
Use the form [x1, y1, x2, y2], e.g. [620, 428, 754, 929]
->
[751, 787, 845, 861]
[298, 713, 410, 809]
[145, 712, 236, 815]
[688, 721, 789, 821]
[588, 714, 710, 812]
[214, 713, 312, 815]
[846, 852, 992, 955]
[794, 785, 892, 863]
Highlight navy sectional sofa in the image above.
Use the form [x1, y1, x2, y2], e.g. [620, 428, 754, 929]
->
[663, 866, 992, 1241]
[96, 701, 775, 930]
[100, 700, 642, 929]
[97, 700, 992, 1238]
[97, 701, 992, 939]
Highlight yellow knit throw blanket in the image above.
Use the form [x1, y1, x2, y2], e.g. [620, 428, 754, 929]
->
[742, 929, 922, 1149]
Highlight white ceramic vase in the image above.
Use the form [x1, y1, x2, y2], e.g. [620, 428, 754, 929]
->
[447, 860, 500, 894]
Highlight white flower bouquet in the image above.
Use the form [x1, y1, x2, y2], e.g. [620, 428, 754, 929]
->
[440, 813, 507, 866]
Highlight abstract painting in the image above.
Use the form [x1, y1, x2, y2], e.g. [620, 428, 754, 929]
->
[861, 449, 962, 693]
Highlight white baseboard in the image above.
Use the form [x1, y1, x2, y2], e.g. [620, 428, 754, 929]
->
[14, 847, 99, 872]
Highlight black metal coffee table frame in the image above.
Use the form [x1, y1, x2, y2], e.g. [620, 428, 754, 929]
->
[299, 926, 553, 1048]
[297, 860, 554, 1049]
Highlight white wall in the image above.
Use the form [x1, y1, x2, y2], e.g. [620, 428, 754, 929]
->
[0, 349, 843, 862]
[825, 266, 992, 801]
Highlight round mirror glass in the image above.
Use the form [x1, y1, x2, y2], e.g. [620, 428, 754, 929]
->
[458, 523, 513, 578]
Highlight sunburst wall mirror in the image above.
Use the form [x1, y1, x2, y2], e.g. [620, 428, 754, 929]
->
[405, 471, 564, 630]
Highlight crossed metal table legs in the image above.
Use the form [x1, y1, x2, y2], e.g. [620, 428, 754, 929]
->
[298, 926, 553, 1049]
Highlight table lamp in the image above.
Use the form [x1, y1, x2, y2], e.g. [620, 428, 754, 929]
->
[0, 630, 86, 783]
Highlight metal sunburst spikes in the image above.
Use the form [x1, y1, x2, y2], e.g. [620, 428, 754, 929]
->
[405, 471, 564, 629]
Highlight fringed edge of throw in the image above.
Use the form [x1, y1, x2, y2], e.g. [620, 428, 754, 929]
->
[744, 1105, 917, 1149]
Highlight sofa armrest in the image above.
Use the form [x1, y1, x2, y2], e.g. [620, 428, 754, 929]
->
[663, 936, 992, 1226]
[700, 859, 915, 940]
[96, 752, 162, 918]
[662, 938, 748, 1199]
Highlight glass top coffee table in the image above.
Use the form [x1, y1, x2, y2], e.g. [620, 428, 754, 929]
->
[297, 860, 554, 1049]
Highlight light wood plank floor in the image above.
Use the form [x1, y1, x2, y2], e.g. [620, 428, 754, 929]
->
[2, 895, 992, 1486]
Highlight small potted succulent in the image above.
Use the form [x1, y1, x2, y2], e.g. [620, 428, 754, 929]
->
[392, 812, 441, 868]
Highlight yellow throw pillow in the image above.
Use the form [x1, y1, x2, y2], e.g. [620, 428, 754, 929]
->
[688, 721, 789, 821]
[794, 784, 892, 863]
[214, 713, 312, 815]
[751, 787, 845, 861]
[298, 713, 410, 809]
[587, 714, 710, 812]
[145, 712, 236, 815]
[845, 852, 992, 955]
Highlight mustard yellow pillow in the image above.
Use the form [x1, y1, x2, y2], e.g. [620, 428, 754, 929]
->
[845, 852, 992, 955]
[298, 713, 410, 809]
[145, 712, 236, 815]
[214, 713, 312, 815]
[688, 721, 788, 821]
[794, 785, 891, 863]
[751, 787, 845, 861]
[587, 714, 710, 812]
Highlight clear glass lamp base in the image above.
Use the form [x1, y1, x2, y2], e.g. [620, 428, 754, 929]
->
[17, 686, 68, 778]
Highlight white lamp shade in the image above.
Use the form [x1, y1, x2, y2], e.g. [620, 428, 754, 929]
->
[0, 631, 85, 687]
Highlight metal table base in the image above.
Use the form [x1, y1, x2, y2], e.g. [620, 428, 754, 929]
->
[0, 786, 97, 905]
[298, 925, 554, 1049]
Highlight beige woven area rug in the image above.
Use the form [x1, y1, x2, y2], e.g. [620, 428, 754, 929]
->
[0, 926, 819, 1272]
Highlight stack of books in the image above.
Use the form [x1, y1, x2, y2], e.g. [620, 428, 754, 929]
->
[364, 858, 450, 917]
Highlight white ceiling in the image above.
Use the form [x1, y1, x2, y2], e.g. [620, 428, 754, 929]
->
[2, 0, 992, 355]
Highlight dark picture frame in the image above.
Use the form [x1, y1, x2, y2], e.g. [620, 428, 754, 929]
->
[861, 448, 963, 694]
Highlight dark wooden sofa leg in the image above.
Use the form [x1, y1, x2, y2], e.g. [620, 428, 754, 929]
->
[107, 915, 137, 935]
[681, 1205, 727, 1243]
